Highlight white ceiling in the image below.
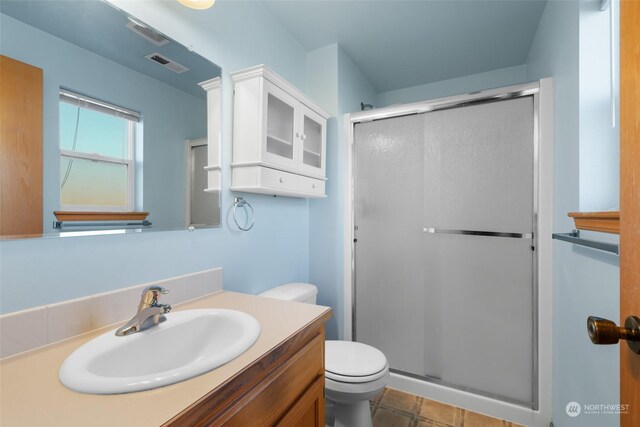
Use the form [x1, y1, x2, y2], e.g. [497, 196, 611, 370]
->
[259, 0, 547, 92]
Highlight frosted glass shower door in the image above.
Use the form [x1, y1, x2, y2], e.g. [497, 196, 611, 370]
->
[354, 114, 427, 374]
[354, 96, 536, 406]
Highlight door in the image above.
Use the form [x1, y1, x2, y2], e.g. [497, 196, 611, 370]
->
[185, 139, 219, 228]
[262, 79, 299, 170]
[420, 97, 536, 405]
[297, 105, 325, 178]
[0, 56, 43, 237]
[353, 95, 537, 406]
[619, 1, 639, 425]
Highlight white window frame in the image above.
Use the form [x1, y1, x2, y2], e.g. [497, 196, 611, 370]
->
[59, 90, 138, 212]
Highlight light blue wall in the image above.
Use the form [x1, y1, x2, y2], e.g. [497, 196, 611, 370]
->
[0, 14, 207, 232]
[307, 44, 340, 339]
[551, 238, 620, 427]
[376, 65, 527, 107]
[0, 0, 311, 314]
[307, 45, 339, 117]
[526, 1, 580, 234]
[338, 47, 377, 124]
[526, 1, 619, 426]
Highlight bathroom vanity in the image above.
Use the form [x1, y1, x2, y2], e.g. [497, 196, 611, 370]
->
[0, 292, 331, 426]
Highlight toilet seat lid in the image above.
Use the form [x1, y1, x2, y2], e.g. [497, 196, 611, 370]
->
[325, 363, 388, 384]
[325, 340, 388, 381]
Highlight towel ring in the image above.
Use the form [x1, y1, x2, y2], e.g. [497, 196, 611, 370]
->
[233, 197, 254, 231]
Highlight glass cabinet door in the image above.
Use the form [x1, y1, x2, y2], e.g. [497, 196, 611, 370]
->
[263, 80, 298, 169]
[298, 105, 325, 177]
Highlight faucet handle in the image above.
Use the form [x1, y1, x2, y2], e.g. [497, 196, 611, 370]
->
[139, 286, 169, 309]
[142, 285, 169, 295]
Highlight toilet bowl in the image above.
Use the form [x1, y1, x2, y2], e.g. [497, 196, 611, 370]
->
[259, 283, 389, 427]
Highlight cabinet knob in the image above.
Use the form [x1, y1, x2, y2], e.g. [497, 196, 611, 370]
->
[279, 177, 284, 183]
[295, 132, 301, 138]
[312, 183, 316, 189]
[301, 134, 307, 140]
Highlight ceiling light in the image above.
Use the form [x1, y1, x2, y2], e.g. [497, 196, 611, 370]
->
[177, 0, 215, 10]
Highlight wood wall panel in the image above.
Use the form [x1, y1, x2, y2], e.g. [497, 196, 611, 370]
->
[0, 55, 43, 237]
[619, 1, 640, 426]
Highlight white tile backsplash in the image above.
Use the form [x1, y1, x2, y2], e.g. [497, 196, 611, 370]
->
[90, 285, 141, 329]
[0, 268, 223, 359]
[0, 306, 47, 359]
[206, 269, 223, 294]
[161, 276, 187, 306]
[46, 297, 94, 343]
[184, 271, 208, 301]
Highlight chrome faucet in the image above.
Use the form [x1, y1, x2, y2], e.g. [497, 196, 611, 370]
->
[115, 286, 172, 336]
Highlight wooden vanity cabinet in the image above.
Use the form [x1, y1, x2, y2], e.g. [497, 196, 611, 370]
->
[164, 314, 329, 427]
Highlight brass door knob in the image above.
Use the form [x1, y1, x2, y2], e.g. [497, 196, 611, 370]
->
[587, 315, 640, 354]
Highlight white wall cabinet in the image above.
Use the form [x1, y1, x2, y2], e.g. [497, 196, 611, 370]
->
[231, 65, 330, 198]
[198, 76, 222, 192]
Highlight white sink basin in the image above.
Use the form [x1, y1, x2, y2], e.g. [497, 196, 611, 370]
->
[59, 309, 261, 394]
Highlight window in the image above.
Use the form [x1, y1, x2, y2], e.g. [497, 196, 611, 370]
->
[59, 90, 140, 212]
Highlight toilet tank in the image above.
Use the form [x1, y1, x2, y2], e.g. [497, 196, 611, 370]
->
[259, 283, 318, 304]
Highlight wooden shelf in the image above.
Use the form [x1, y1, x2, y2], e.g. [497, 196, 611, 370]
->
[54, 211, 149, 222]
[568, 211, 620, 234]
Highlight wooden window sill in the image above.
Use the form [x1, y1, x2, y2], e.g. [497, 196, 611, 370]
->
[568, 211, 620, 234]
[54, 211, 149, 221]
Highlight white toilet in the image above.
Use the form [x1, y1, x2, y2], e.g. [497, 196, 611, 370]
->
[259, 283, 389, 427]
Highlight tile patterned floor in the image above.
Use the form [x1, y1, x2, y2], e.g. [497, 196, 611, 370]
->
[369, 387, 525, 427]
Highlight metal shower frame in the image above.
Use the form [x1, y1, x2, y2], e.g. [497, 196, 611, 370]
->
[342, 80, 552, 414]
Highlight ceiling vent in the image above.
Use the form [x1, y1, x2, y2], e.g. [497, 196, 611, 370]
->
[145, 53, 189, 74]
[126, 18, 170, 47]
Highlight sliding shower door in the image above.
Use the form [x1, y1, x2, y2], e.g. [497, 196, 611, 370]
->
[354, 96, 536, 406]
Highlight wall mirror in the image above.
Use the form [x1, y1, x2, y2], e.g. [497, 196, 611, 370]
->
[0, 0, 222, 240]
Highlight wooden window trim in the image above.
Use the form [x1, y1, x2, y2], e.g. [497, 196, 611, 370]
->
[53, 211, 148, 221]
[567, 211, 620, 234]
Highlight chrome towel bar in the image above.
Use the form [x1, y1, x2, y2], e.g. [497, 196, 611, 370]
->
[423, 227, 533, 239]
[53, 220, 151, 230]
[552, 230, 619, 255]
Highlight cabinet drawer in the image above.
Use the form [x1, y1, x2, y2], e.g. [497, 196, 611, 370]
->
[261, 167, 299, 192]
[276, 376, 325, 427]
[222, 333, 324, 426]
[298, 176, 325, 196]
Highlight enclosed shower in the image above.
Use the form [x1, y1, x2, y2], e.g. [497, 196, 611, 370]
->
[346, 81, 553, 425]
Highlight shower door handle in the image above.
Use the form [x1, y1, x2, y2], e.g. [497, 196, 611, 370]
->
[423, 227, 533, 239]
[587, 316, 640, 354]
